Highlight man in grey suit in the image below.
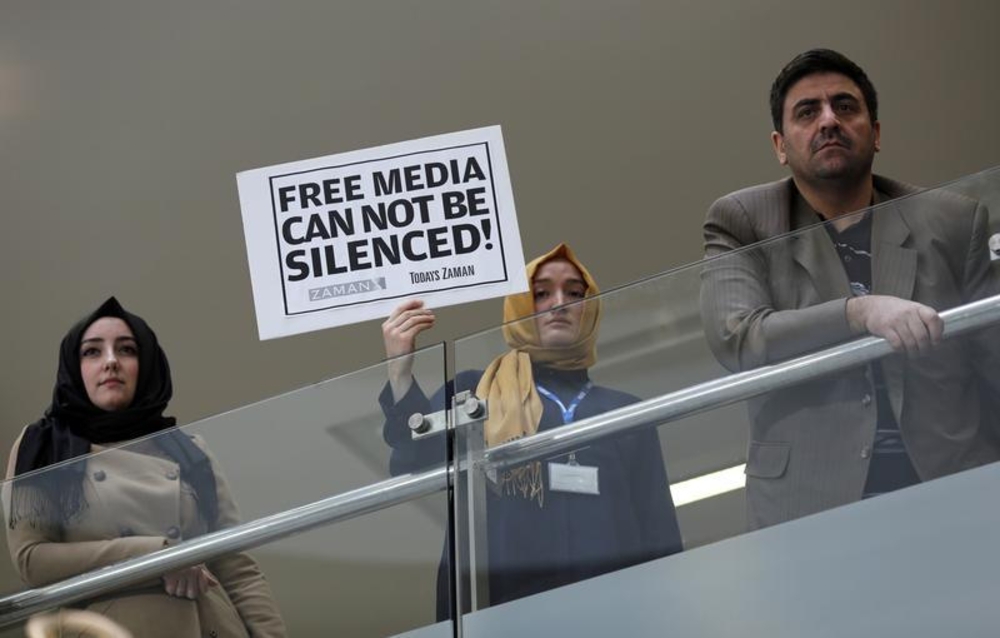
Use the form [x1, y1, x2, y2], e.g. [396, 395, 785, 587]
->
[700, 49, 1000, 530]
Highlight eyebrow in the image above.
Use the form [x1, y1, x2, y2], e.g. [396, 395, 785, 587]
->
[532, 278, 587, 286]
[80, 336, 137, 345]
[792, 92, 860, 111]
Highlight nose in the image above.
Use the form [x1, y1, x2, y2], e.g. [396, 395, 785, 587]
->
[551, 290, 571, 310]
[102, 349, 120, 369]
[817, 102, 840, 131]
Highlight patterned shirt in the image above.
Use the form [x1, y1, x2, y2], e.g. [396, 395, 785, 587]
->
[823, 208, 921, 498]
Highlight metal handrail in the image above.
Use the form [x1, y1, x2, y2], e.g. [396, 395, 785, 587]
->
[482, 294, 1000, 469]
[0, 293, 998, 626]
[0, 467, 448, 627]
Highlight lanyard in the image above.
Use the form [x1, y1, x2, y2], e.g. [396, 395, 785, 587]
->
[535, 381, 593, 425]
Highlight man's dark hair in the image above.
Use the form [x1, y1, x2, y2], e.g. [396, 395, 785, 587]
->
[769, 48, 878, 133]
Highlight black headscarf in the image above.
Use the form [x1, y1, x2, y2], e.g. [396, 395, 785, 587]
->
[10, 297, 218, 531]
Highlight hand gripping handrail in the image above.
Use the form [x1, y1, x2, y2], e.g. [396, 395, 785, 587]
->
[481, 293, 1000, 470]
[0, 293, 998, 626]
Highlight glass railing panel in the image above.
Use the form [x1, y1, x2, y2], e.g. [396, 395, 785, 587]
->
[449, 246, 736, 620]
[697, 166, 1000, 532]
[0, 344, 451, 638]
[451, 165, 1000, 630]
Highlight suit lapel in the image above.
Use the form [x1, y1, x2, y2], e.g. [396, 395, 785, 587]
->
[785, 177, 920, 303]
[872, 202, 916, 300]
[871, 197, 916, 426]
[790, 198, 852, 301]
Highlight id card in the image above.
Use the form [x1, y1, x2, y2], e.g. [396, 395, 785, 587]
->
[548, 462, 600, 495]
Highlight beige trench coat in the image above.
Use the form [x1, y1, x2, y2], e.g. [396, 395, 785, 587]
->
[5, 431, 286, 638]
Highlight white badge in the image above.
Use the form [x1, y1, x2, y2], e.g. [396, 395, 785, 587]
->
[548, 461, 600, 495]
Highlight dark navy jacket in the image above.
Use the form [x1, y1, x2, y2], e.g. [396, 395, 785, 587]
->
[380, 365, 683, 614]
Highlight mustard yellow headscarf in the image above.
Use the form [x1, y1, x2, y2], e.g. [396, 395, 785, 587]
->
[476, 243, 601, 449]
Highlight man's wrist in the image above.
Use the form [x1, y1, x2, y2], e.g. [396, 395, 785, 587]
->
[846, 296, 867, 334]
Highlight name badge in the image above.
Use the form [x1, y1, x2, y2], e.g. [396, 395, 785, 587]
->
[548, 462, 599, 495]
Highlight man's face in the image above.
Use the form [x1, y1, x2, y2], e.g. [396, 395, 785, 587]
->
[771, 72, 880, 185]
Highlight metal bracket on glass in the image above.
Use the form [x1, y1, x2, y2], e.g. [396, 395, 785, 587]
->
[408, 390, 488, 440]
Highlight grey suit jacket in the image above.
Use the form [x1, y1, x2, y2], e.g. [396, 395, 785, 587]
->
[700, 175, 1000, 529]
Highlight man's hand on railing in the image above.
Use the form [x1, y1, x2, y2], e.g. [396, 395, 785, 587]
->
[161, 564, 218, 599]
[846, 295, 944, 355]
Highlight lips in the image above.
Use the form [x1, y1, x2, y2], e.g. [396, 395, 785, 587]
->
[812, 139, 848, 154]
[100, 378, 124, 387]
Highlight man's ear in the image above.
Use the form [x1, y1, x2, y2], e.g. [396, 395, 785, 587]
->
[771, 131, 788, 165]
[873, 120, 881, 152]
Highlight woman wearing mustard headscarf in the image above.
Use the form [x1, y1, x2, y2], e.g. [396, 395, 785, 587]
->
[380, 244, 682, 615]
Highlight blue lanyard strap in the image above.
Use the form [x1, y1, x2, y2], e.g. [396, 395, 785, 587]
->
[535, 381, 593, 424]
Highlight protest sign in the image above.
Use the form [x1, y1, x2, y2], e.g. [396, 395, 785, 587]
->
[237, 126, 527, 339]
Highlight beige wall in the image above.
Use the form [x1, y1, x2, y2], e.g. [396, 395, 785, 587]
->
[0, 0, 998, 633]
[2, 0, 998, 436]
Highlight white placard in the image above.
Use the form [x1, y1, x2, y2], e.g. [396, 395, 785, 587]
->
[237, 126, 527, 340]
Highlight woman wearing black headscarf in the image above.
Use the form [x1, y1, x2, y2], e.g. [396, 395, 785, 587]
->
[5, 298, 285, 637]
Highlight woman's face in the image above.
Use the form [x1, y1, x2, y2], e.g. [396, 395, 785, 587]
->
[532, 258, 588, 347]
[79, 317, 139, 412]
